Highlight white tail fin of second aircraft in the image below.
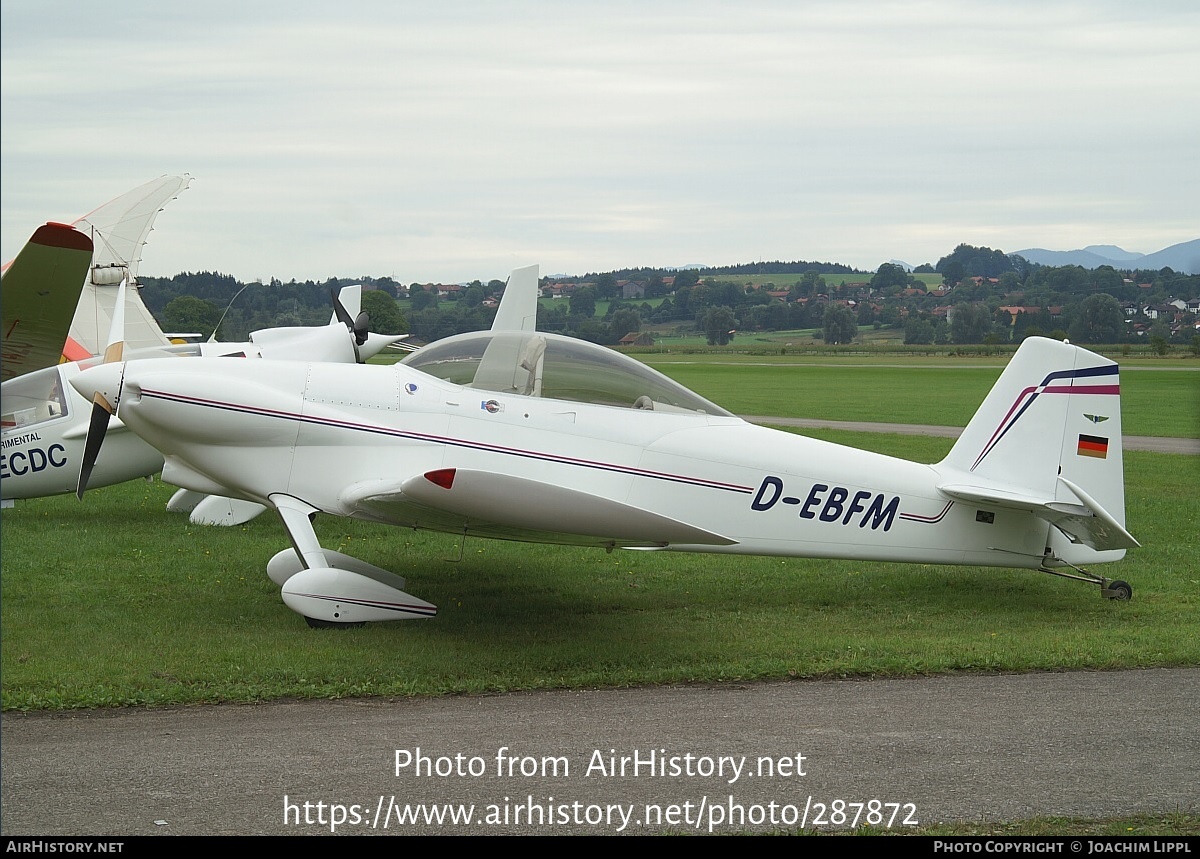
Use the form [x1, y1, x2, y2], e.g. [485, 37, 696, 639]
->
[935, 337, 1137, 558]
[491, 264, 540, 333]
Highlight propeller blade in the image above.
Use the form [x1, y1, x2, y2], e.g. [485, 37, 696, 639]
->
[331, 288, 355, 330]
[76, 392, 116, 500]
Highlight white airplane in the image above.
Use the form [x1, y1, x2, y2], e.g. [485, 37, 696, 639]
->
[71, 264, 1139, 627]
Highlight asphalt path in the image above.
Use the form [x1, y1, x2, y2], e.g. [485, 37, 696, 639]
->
[740, 415, 1200, 455]
[2, 669, 1196, 835]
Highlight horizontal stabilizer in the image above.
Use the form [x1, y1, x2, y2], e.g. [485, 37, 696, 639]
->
[938, 477, 1139, 551]
[344, 468, 736, 548]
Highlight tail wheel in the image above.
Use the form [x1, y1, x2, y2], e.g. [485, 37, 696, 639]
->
[1103, 580, 1133, 601]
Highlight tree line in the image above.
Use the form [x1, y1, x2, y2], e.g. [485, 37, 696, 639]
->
[137, 245, 1200, 349]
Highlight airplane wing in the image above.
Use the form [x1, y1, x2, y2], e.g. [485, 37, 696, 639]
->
[937, 476, 1140, 551]
[1, 223, 95, 381]
[67, 175, 191, 356]
[341, 468, 736, 548]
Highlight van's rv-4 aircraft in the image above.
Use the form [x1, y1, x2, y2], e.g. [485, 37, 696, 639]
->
[72, 265, 1139, 627]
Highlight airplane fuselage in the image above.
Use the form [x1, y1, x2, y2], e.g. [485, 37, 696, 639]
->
[64, 267, 1135, 624]
[111, 357, 1055, 570]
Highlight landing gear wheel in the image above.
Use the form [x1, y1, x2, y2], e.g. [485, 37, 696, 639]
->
[1103, 580, 1132, 601]
[304, 616, 366, 629]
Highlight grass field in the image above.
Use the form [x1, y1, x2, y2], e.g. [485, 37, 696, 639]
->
[641, 359, 1200, 438]
[640, 326, 1200, 354]
[2, 424, 1195, 712]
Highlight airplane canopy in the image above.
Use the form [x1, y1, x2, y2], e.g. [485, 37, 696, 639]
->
[404, 330, 732, 416]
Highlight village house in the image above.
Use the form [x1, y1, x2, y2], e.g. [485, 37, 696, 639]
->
[619, 280, 646, 300]
[618, 331, 655, 347]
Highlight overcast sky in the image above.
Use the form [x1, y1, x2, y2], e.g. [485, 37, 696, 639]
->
[2, 0, 1197, 285]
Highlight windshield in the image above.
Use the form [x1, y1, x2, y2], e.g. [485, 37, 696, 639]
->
[1, 367, 70, 429]
[404, 331, 731, 416]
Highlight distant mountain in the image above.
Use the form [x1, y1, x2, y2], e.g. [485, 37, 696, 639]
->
[1137, 240, 1200, 274]
[886, 259, 914, 272]
[1014, 247, 1135, 268]
[1082, 245, 1145, 262]
[1013, 239, 1200, 275]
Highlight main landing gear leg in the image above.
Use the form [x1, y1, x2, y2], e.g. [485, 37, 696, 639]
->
[267, 494, 438, 626]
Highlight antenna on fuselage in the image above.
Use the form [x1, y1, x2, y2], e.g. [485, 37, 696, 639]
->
[208, 283, 252, 342]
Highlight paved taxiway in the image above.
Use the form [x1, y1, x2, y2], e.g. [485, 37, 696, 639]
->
[3, 668, 1196, 835]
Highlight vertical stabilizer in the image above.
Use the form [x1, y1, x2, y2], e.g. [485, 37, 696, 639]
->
[490, 264, 539, 332]
[936, 337, 1129, 559]
[469, 265, 543, 393]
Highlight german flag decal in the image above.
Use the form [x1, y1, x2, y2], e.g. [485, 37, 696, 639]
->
[1078, 434, 1109, 459]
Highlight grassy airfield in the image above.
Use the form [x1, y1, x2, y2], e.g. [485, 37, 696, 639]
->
[642, 356, 1198, 438]
[2, 357, 1196, 712]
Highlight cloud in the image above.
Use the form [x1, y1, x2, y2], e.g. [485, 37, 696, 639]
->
[3, 0, 1197, 282]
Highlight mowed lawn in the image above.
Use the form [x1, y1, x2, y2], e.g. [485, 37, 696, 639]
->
[641, 359, 1199, 438]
